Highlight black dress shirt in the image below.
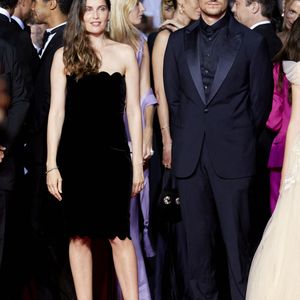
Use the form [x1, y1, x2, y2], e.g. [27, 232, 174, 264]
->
[199, 13, 230, 100]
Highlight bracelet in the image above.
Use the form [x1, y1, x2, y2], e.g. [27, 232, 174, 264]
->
[45, 167, 59, 174]
[160, 125, 169, 131]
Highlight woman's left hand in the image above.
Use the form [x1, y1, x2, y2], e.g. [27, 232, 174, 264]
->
[142, 127, 153, 161]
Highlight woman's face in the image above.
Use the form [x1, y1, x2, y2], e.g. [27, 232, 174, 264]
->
[83, 0, 110, 35]
[183, 0, 201, 21]
[128, 1, 145, 25]
[285, 0, 300, 30]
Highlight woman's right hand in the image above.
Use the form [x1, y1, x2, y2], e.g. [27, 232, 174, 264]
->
[46, 168, 63, 201]
[131, 163, 144, 197]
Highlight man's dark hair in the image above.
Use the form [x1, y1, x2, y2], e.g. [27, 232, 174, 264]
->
[0, 0, 18, 9]
[38, 0, 73, 15]
[246, 0, 275, 18]
[57, 0, 73, 15]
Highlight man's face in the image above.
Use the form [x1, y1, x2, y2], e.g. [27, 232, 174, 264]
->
[198, 0, 228, 24]
[231, 0, 253, 27]
[23, 0, 34, 21]
[31, 0, 50, 24]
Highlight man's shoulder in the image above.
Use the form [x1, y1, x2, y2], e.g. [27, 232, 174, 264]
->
[168, 20, 200, 44]
[0, 38, 17, 63]
[229, 16, 262, 40]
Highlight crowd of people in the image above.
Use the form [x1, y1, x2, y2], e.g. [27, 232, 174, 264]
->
[0, 0, 300, 299]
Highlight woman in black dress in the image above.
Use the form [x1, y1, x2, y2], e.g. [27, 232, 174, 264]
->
[46, 0, 144, 298]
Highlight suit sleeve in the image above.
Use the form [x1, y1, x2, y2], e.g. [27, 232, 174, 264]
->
[5, 46, 29, 150]
[249, 38, 273, 133]
[163, 33, 180, 122]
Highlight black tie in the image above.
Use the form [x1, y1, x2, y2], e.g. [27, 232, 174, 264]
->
[39, 27, 60, 55]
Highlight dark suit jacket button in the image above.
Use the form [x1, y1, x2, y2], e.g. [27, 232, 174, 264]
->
[204, 108, 208, 113]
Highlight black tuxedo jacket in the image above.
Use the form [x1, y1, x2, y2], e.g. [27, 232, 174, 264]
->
[0, 39, 29, 190]
[164, 15, 273, 179]
[0, 14, 39, 87]
[253, 23, 282, 60]
[27, 25, 65, 167]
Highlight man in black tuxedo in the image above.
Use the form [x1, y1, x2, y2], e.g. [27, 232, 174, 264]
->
[0, 38, 29, 297]
[0, 0, 39, 89]
[11, 0, 33, 32]
[163, 1, 273, 299]
[231, 0, 282, 60]
[24, 0, 74, 298]
[232, 0, 282, 252]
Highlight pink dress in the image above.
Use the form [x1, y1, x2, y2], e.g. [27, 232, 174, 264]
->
[266, 63, 291, 212]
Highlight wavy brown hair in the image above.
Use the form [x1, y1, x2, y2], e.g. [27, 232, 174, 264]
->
[63, 0, 111, 80]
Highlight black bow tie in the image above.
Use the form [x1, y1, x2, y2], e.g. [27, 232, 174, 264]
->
[39, 26, 61, 55]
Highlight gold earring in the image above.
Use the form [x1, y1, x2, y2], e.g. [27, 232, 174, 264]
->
[106, 20, 110, 32]
[179, 4, 184, 14]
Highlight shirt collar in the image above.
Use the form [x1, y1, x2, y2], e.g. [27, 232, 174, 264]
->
[199, 12, 229, 34]
[250, 20, 271, 30]
[11, 15, 24, 29]
[0, 8, 11, 22]
[47, 22, 67, 33]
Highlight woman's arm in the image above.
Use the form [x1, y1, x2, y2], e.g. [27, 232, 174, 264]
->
[139, 41, 155, 161]
[124, 45, 144, 196]
[152, 30, 172, 167]
[46, 48, 66, 201]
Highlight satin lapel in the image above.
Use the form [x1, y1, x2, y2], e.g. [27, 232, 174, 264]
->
[40, 26, 65, 63]
[186, 28, 206, 104]
[207, 31, 242, 104]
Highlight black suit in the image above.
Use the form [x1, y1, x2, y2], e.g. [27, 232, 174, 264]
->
[26, 24, 66, 224]
[25, 24, 75, 300]
[0, 14, 39, 95]
[0, 38, 29, 297]
[253, 23, 282, 60]
[164, 14, 273, 299]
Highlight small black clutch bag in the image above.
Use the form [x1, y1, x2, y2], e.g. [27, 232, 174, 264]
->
[157, 168, 181, 223]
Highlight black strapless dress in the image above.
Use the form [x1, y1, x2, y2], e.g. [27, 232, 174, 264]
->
[57, 72, 132, 239]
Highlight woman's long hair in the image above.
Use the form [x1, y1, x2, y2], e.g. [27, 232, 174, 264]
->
[63, 0, 111, 80]
[274, 17, 300, 98]
[109, 0, 140, 52]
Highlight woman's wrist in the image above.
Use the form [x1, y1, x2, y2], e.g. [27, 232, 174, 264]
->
[45, 166, 59, 174]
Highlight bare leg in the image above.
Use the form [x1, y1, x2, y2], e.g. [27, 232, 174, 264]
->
[110, 237, 138, 300]
[69, 236, 93, 300]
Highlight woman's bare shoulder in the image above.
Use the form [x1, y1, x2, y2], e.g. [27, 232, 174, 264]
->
[106, 39, 133, 52]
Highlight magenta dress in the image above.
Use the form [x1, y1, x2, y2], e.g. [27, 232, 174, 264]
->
[266, 63, 291, 212]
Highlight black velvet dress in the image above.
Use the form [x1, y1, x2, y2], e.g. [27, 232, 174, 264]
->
[58, 72, 132, 239]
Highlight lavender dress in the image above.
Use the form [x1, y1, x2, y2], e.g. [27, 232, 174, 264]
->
[122, 33, 157, 300]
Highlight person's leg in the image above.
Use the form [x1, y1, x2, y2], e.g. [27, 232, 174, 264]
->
[69, 236, 93, 300]
[204, 152, 251, 300]
[110, 237, 138, 300]
[129, 195, 151, 299]
[177, 161, 220, 300]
